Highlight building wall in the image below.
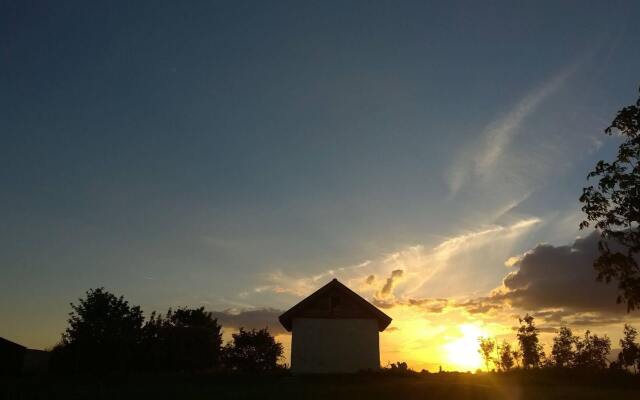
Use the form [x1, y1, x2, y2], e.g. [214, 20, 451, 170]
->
[22, 349, 50, 374]
[0, 339, 26, 376]
[291, 318, 380, 374]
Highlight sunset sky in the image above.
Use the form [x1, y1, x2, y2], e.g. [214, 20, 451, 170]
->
[2, 1, 640, 371]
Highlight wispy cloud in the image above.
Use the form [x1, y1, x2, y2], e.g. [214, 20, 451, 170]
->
[447, 64, 578, 195]
[247, 218, 541, 302]
[248, 260, 371, 297]
[475, 67, 575, 175]
[399, 217, 541, 296]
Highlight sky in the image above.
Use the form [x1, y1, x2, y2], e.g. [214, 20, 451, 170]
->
[1, 0, 640, 371]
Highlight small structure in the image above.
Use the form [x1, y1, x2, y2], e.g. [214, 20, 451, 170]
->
[0, 337, 50, 375]
[0, 337, 26, 376]
[22, 349, 50, 374]
[279, 278, 392, 374]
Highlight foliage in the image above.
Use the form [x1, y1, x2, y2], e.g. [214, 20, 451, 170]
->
[141, 307, 223, 371]
[497, 341, 514, 371]
[580, 87, 640, 310]
[51, 289, 227, 374]
[477, 337, 495, 372]
[541, 325, 613, 371]
[551, 327, 577, 368]
[53, 287, 144, 372]
[517, 314, 544, 369]
[473, 318, 620, 373]
[511, 349, 522, 368]
[573, 330, 611, 370]
[223, 328, 284, 373]
[618, 324, 640, 373]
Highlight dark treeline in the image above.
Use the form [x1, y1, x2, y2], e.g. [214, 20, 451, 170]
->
[477, 314, 640, 373]
[49, 288, 284, 374]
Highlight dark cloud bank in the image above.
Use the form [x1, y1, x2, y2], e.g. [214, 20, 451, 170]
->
[380, 269, 404, 296]
[210, 308, 287, 336]
[494, 231, 629, 317]
[391, 232, 637, 326]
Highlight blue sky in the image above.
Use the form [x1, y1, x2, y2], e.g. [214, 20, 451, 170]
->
[1, 1, 640, 358]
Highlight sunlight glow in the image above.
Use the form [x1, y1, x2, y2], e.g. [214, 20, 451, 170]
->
[442, 324, 487, 371]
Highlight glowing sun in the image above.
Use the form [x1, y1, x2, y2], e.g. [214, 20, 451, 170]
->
[443, 324, 487, 371]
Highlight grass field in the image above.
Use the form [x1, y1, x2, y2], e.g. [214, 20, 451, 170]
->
[3, 371, 640, 400]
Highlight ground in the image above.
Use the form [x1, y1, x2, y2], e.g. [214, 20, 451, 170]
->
[2, 371, 640, 399]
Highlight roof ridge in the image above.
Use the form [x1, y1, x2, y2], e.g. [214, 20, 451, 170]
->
[278, 279, 392, 332]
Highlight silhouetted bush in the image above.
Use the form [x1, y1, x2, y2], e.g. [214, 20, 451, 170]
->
[140, 307, 222, 372]
[381, 361, 418, 376]
[50, 289, 225, 374]
[222, 328, 283, 373]
[50, 288, 144, 373]
[572, 330, 611, 370]
[387, 361, 409, 371]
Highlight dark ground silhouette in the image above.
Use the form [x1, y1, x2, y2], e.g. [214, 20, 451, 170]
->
[2, 370, 640, 400]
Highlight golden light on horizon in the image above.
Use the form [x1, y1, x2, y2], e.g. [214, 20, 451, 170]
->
[442, 324, 487, 371]
[377, 305, 497, 372]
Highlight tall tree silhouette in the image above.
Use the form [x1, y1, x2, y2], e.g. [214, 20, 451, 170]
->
[477, 337, 496, 372]
[580, 87, 640, 310]
[497, 341, 515, 371]
[618, 324, 639, 373]
[56, 288, 144, 372]
[551, 327, 576, 368]
[517, 314, 544, 369]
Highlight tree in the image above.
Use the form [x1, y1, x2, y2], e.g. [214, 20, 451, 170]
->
[166, 307, 223, 371]
[573, 330, 611, 370]
[477, 337, 496, 372]
[57, 287, 144, 372]
[511, 349, 522, 368]
[618, 324, 639, 373]
[580, 88, 640, 311]
[551, 327, 576, 368]
[497, 341, 515, 371]
[141, 307, 223, 371]
[516, 314, 544, 369]
[223, 328, 283, 373]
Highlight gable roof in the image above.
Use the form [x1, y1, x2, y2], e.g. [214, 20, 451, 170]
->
[278, 278, 392, 332]
[0, 337, 26, 351]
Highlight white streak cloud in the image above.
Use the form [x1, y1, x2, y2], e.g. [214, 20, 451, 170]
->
[249, 218, 541, 303]
[447, 64, 578, 195]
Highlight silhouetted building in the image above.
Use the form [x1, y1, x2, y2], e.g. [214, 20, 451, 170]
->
[0, 337, 26, 376]
[0, 337, 50, 375]
[22, 349, 50, 374]
[279, 278, 392, 373]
